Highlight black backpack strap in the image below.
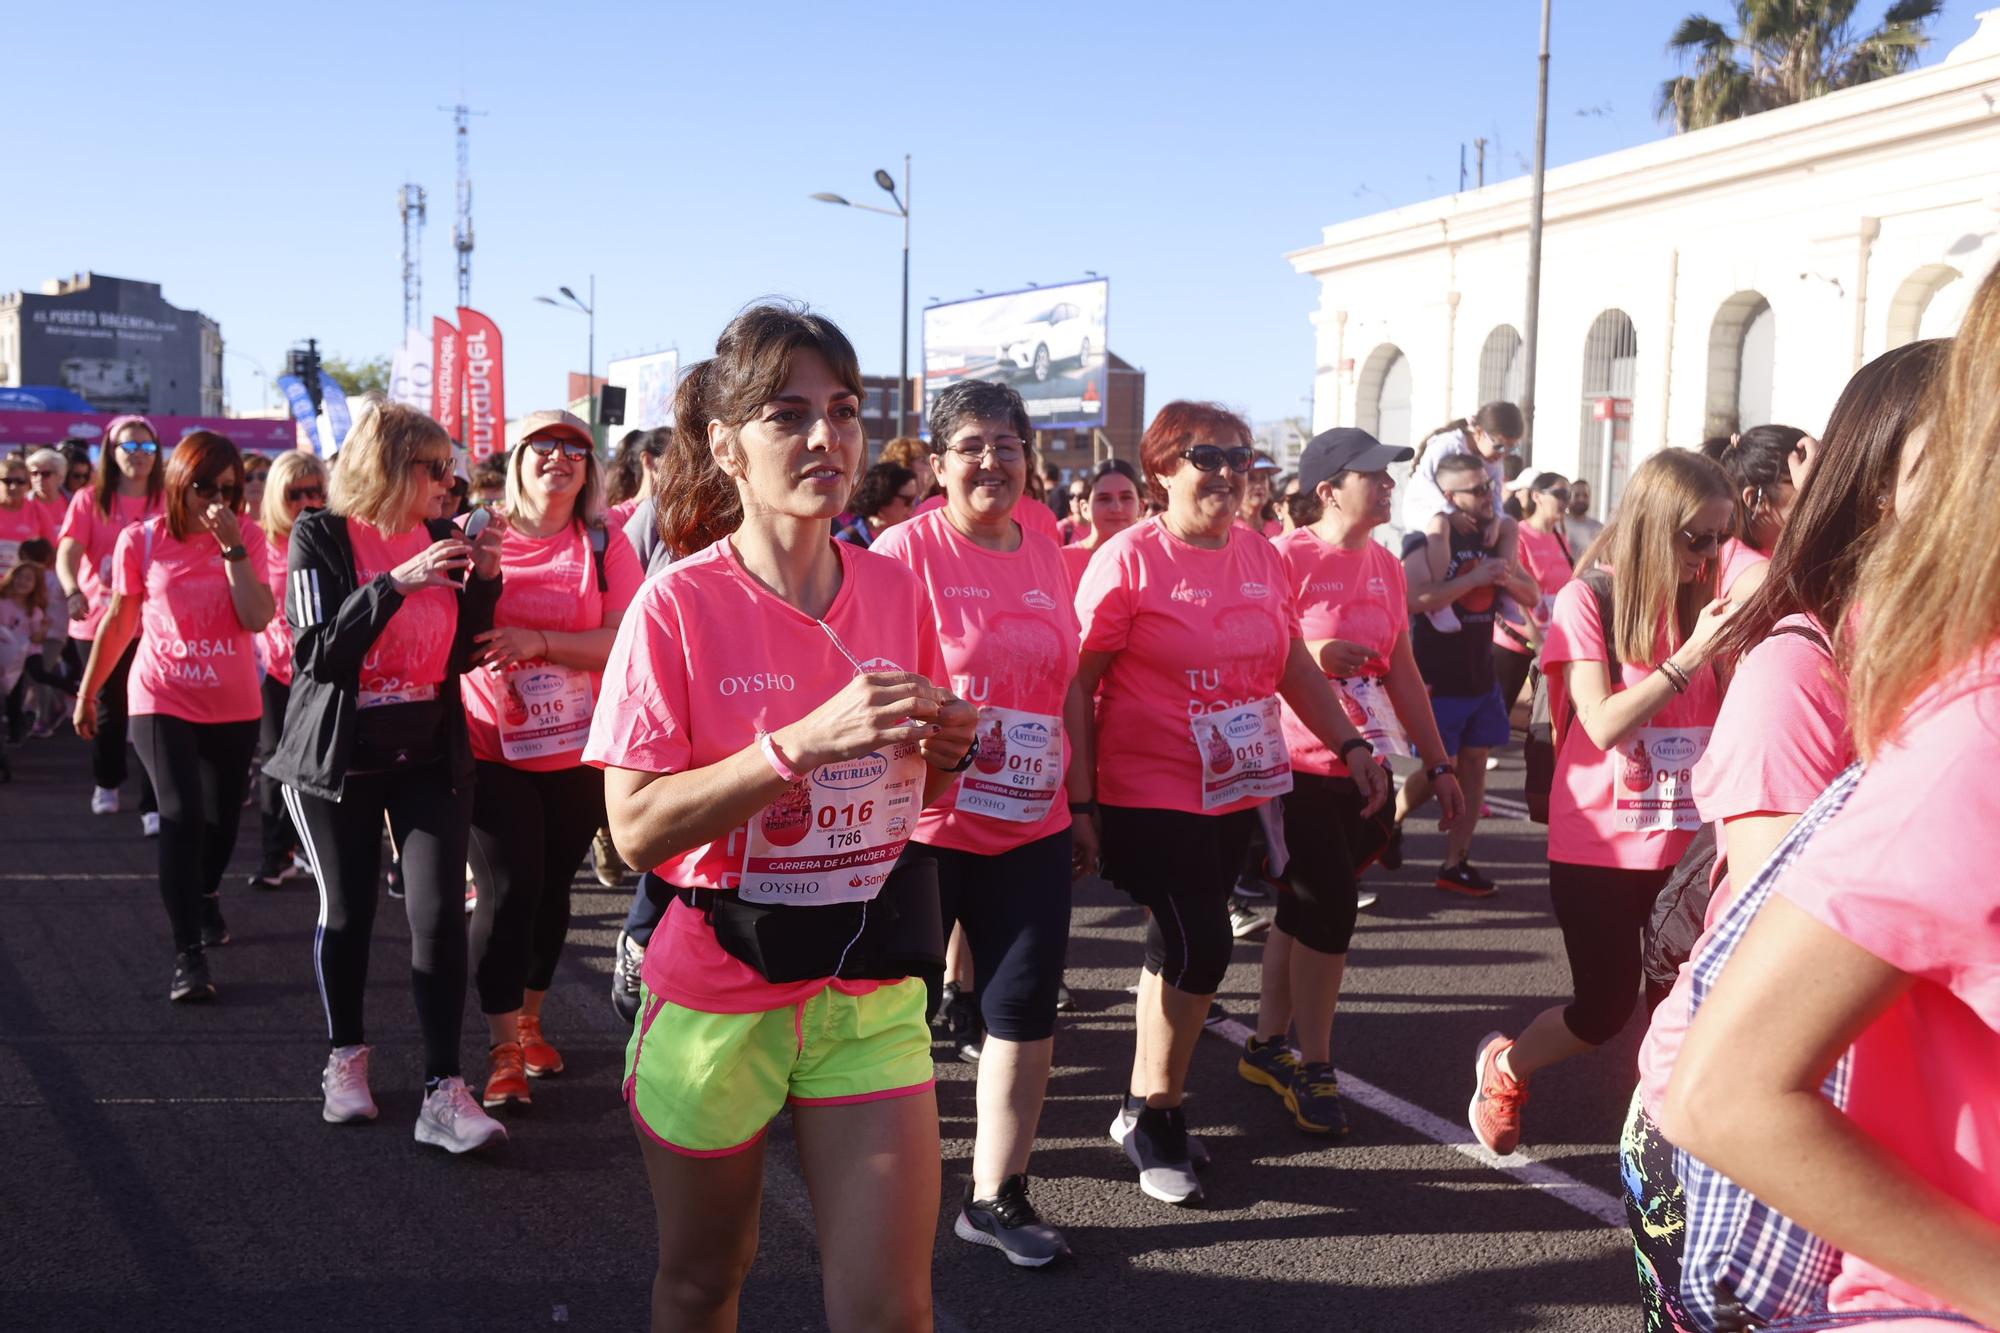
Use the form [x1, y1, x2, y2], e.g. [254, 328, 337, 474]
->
[588, 522, 608, 594]
[1766, 623, 1831, 656]
[1555, 569, 1619, 748]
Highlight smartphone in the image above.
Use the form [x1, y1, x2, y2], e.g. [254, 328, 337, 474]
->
[457, 507, 493, 586]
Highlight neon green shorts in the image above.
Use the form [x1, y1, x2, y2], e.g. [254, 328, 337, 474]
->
[621, 978, 935, 1157]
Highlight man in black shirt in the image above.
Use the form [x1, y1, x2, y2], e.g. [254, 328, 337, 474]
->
[1395, 453, 1540, 895]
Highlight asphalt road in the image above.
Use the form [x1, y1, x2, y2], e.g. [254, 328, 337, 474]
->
[3, 734, 1642, 1332]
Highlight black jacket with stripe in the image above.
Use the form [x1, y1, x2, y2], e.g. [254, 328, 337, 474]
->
[264, 508, 500, 802]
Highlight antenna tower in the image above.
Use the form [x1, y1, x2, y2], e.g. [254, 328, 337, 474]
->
[438, 102, 488, 308]
[398, 184, 427, 334]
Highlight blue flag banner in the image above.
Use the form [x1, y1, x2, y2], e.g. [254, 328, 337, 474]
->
[276, 374, 324, 453]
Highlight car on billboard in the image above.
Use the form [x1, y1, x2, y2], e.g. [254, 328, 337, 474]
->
[995, 301, 1093, 383]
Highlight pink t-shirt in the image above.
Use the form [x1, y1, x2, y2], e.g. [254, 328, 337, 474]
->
[1637, 614, 1849, 1118]
[871, 508, 1079, 854]
[1076, 518, 1301, 816]
[1495, 523, 1574, 650]
[260, 529, 296, 686]
[915, 492, 1062, 542]
[0, 500, 55, 569]
[1539, 578, 1724, 869]
[1771, 648, 2000, 1322]
[1716, 537, 1768, 601]
[31, 495, 67, 534]
[1061, 543, 1096, 595]
[1274, 527, 1408, 779]
[347, 519, 457, 704]
[606, 497, 642, 529]
[461, 521, 644, 771]
[583, 537, 949, 1014]
[58, 487, 162, 641]
[113, 517, 267, 725]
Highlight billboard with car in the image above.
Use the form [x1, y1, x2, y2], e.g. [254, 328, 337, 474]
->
[923, 279, 1108, 431]
[606, 350, 680, 431]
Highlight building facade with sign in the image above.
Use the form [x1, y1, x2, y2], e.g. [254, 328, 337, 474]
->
[0, 272, 224, 417]
[1286, 13, 2000, 515]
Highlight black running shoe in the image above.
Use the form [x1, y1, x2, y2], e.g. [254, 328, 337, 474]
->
[611, 930, 644, 1025]
[170, 950, 215, 1002]
[1124, 1104, 1203, 1206]
[954, 1175, 1072, 1268]
[385, 861, 404, 900]
[934, 982, 984, 1062]
[1054, 981, 1074, 1012]
[200, 895, 230, 947]
[1435, 859, 1498, 898]
[1379, 821, 1405, 871]
[1285, 1060, 1351, 1136]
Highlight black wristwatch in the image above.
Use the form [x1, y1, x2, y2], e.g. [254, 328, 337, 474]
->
[1069, 799, 1099, 817]
[1338, 738, 1374, 763]
[1427, 761, 1457, 780]
[943, 745, 976, 774]
[220, 544, 249, 563]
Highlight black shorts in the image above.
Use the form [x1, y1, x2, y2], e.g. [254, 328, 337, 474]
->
[1100, 804, 1257, 996]
[1275, 771, 1386, 956]
[923, 828, 1072, 1043]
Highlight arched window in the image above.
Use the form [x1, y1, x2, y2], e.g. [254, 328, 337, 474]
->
[1356, 344, 1413, 447]
[1579, 310, 1638, 508]
[1887, 264, 1964, 346]
[1478, 325, 1524, 406]
[1705, 292, 1774, 437]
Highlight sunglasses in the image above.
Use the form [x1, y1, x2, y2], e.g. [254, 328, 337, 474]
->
[411, 457, 453, 483]
[192, 479, 245, 503]
[1179, 444, 1255, 474]
[1447, 481, 1496, 498]
[1544, 488, 1571, 504]
[116, 439, 160, 455]
[67, 468, 93, 483]
[286, 485, 326, 504]
[3, 477, 27, 489]
[526, 437, 592, 461]
[28, 468, 58, 479]
[1681, 527, 1729, 556]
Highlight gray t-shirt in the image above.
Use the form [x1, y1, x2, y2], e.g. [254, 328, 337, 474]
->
[623, 497, 674, 578]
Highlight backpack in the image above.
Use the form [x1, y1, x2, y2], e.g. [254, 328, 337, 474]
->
[1640, 622, 1832, 1002]
[1524, 570, 1616, 824]
[586, 521, 608, 594]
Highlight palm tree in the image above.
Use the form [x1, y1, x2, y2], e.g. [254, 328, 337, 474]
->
[1656, 0, 1944, 131]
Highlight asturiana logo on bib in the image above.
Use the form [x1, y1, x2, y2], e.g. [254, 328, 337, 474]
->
[1222, 712, 1263, 741]
[1651, 734, 1702, 765]
[816, 753, 889, 791]
[1020, 588, 1057, 611]
[1239, 581, 1270, 600]
[1169, 580, 1213, 605]
[1007, 720, 1053, 750]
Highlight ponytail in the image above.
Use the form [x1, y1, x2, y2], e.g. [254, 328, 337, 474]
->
[655, 360, 741, 559]
[1412, 400, 1523, 469]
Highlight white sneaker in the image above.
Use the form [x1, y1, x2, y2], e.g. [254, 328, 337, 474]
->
[91, 785, 119, 815]
[141, 812, 161, 838]
[415, 1076, 508, 1154]
[1425, 606, 1463, 634]
[1357, 889, 1380, 911]
[322, 1044, 379, 1123]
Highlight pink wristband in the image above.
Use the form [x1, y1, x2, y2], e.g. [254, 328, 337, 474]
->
[758, 731, 806, 784]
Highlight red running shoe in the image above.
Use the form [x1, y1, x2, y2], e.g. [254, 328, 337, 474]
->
[1468, 1031, 1528, 1155]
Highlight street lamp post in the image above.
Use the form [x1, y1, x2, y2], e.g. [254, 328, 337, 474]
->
[535, 275, 597, 443]
[1520, 0, 1552, 464]
[811, 154, 912, 438]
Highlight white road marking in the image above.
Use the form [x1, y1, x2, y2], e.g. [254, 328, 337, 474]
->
[1483, 793, 1532, 821]
[1208, 1017, 1626, 1229]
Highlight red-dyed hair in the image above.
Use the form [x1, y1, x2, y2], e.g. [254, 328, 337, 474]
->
[163, 431, 246, 541]
[1138, 400, 1253, 504]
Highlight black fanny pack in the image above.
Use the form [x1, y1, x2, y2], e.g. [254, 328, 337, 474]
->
[350, 699, 446, 774]
[676, 848, 943, 985]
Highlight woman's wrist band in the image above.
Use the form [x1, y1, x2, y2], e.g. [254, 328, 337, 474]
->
[1068, 799, 1098, 817]
[757, 730, 806, 784]
[1426, 761, 1456, 781]
[1338, 737, 1374, 762]
[1659, 660, 1689, 694]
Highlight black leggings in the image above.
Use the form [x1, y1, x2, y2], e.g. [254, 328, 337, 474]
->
[81, 637, 156, 811]
[1101, 805, 1256, 997]
[467, 761, 604, 1015]
[1274, 772, 1373, 956]
[923, 829, 1073, 1043]
[254, 675, 299, 870]
[130, 714, 259, 953]
[285, 763, 473, 1080]
[1549, 859, 1674, 1046]
[1495, 643, 1535, 713]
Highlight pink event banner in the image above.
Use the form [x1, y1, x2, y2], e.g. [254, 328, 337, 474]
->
[0, 411, 304, 452]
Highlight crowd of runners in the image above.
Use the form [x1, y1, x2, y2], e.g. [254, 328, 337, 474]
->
[3, 266, 1998, 1333]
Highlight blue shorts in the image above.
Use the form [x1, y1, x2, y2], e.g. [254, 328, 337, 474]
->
[1428, 687, 1510, 756]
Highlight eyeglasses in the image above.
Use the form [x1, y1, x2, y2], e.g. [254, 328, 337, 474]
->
[1179, 445, 1255, 474]
[286, 485, 326, 504]
[116, 439, 160, 455]
[192, 479, 245, 503]
[1681, 527, 1729, 556]
[943, 438, 1026, 466]
[893, 489, 919, 505]
[411, 457, 453, 483]
[1447, 481, 1495, 498]
[526, 437, 592, 461]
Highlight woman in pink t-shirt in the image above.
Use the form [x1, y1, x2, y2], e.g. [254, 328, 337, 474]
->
[1077, 401, 1388, 1208]
[1701, 425, 1810, 602]
[1493, 472, 1576, 711]
[1467, 448, 1737, 1159]
[462, 410, 644, 1113]
[585, 307, 976, 1333]
[56, 415, 164, 824]
[1665, 277, 2000, 1330]
[0, 454, 56, 572]
[1244, 428, 1464, 1137]
[1060, 457, 1142, 594]
[1621, 338, 1944, 1330]
[872, 379, 1092, 1266]
[245, 450, 326, 889]
[73, 432, 274, 1002]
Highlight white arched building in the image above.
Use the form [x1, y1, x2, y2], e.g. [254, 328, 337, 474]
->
[1288, 10, 2000, 513]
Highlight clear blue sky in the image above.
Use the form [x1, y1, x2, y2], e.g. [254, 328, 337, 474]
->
[11, 0, 1981, 428]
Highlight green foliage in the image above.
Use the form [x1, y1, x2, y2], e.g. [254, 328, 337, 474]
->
[1655, 0, 1944, 131]
[318, 355, 393, 396]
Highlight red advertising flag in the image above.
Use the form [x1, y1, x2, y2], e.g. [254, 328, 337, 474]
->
[456, 306, 506, 462]
[432, 316, 462, 440]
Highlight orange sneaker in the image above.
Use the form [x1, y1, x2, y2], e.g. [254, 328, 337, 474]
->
[1468, 1031, 1528, 1155]
[482, 1040, 531, 1109]
[517, 1014, 564, 1078]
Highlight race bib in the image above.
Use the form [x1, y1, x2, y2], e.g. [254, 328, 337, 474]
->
[1336, 676, 1414, 758]
[497, 662, 594, 761]
[738, 741, 926, 905]
[1612, 726, 1711, 832]
[1191, 697, 1293, 810]
[956, 705, 1064, 824]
